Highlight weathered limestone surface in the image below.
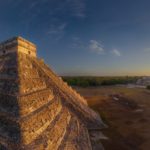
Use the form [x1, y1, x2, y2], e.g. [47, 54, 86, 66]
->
[0, 37, 106, 150]
[0, 37, 36, 57]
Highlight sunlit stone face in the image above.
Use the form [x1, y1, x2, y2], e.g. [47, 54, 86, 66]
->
[0, 37, 37, 57]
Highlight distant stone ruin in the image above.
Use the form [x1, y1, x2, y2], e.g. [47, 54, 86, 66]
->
[0, 37, 106, 150]
[136, 76, 150, 86]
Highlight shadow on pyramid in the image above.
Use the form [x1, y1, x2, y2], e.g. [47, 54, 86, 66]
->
[0, 37, 107, 150]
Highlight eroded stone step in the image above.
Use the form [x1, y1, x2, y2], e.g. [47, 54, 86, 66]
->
[0, 94, 19, 116]
[58, 116, 92, 150]
[0, 88, 54, 118]
[45, 109, 71, 150]
[0, 88, 54, 116]
[22, 107, 69, 150]
[19, 78, 47, 94]
[62, 97, 105, 129]
[0, 80, 18, 94]
[36, 60, 87, 105]
[0, 96, 63, 147]
[18, 88, 54, 116]
[20, 97, 63, 145]
[32, 58, 104, 129]
[0, 94, 57, 122]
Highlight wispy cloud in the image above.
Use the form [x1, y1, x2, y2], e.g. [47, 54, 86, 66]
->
[47, 23, 67, 34]
[9, 0, 86, 39]
[71, 38, 121, 57]
[89, 40, 104, 54]
[70, 37, 85, 48]
[112, 49, 121, 56]
[47, 23, 67, 40]
[66, 0, 86, 18]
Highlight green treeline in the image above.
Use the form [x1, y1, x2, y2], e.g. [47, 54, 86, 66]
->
[62, 76, 139, 87]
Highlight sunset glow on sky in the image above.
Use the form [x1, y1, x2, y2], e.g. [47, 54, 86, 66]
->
[0, 0, 150, 76]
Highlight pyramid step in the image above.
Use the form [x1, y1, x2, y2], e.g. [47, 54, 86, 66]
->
[60, 119, 92, 150]
[0, 80, 18, 95]
[19, 88, 54, 116]
[62, 96, 105, 129]
[0, 77, 17, 80]
[31, 58, 105, 129]
[0, 96, 63, 148]
[0, 94, 55, 122]
[20, 96, 62, 145]
[0, 88, 54, 118]
[44, 109, 71, 150]
[0, 94, 59, 121]
[18, 61, 44, 80]
[36, 60, 87, 105]
[32, 59, 90, 114]
[0, 55, 17, 67]
[19, 78, 47, 94]
[23, 108, 71, 150]
[0, 71, 17, 78]
[39, 61, 88, 107]
[0, 95, 19, 117]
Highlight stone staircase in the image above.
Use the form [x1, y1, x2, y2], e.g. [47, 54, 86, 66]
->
[37, 59, 87, 105]
[31, 57, 105, 129]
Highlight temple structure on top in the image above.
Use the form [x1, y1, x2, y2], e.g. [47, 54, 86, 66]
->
[0, 36, 36, 57]
[0, 36, 106, 150]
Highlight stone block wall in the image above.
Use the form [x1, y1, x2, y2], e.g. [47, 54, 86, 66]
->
[0, 37, 36, 57]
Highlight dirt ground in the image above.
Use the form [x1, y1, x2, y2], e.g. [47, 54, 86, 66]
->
[74, 86, 150, 150]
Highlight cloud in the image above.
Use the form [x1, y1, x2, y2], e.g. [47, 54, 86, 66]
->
[70, 37, 85, 49]
[47, 23, 67, 40]
[10, 0, 87, 21]
[89, 40, 104, 54]
[45, 0, 86, 19]
[10, 0, 86, 36]
[112, 49, 121, 56]
[66, 0, 86, 18]
[47, 23, 67, 34]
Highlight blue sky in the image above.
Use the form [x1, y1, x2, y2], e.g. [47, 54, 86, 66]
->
[0, 0, 150, 76]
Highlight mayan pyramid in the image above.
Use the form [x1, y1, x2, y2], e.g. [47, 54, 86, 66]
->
[0, 37, 106, 150]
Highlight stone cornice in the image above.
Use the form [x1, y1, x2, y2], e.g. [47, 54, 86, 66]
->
[0, 36, 36, 50]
